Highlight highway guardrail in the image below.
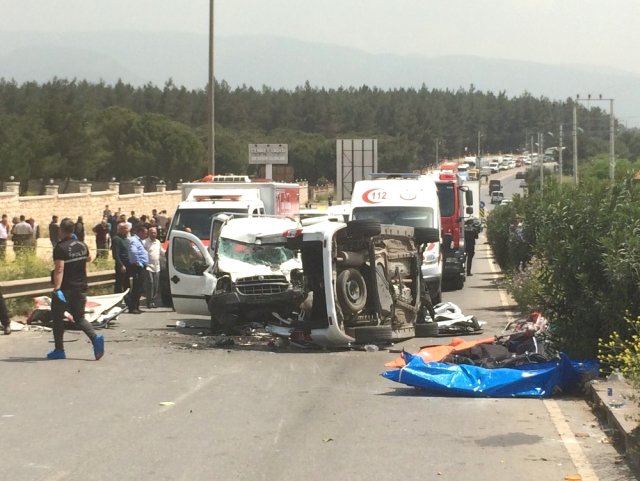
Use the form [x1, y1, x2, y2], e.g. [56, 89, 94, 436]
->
[0, 270, 114, 299]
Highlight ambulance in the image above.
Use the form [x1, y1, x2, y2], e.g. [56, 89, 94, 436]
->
[350, 173, 443, 304]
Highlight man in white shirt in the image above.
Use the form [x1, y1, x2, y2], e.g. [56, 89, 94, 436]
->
[143, 226, 161, 308]
[0, 214, 9, 260]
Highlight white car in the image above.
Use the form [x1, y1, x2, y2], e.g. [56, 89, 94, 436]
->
[488, 161, 500, 173]
[490, 191, 504, 204]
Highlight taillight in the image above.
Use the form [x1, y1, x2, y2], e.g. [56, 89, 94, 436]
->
[284, 228, 302, 238]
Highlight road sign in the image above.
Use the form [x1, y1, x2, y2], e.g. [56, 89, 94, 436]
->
[479, 208, 485, 218]
[248, 144, 288, 164]
[479, 200, 485, 209]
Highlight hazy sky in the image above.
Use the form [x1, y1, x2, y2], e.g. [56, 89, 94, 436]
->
[1, 0, 639, 74]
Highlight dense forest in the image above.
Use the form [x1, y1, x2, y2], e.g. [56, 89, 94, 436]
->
[1, 78, 638, 185]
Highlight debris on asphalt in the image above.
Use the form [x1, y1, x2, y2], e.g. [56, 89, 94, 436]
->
[159, 401, 175, 406]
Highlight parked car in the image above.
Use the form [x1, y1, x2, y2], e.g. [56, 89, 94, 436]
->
[515, 171, 526, 179]
[499, 198, 512, 205]
[519, 181, 528, 189]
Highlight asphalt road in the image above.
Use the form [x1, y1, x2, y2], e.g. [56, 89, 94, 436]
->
[1, 197, 637, 480]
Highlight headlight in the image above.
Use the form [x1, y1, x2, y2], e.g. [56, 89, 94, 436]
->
[422, 253, 437, 265]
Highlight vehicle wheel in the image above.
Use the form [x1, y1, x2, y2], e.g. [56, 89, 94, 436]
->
[354, 325, 393, 343]
[336, 268, 368, 314]
[415, 321, 439, 338]
[210, 313, 235, 335]
[346, 219, 381, 237]
[390, 325, 416, 341]
[453, 276, 465, 290]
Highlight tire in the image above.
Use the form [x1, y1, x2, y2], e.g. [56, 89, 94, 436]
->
[390, 325, 416, 342]
[346, 219, 381, 237]
[210, 313, 235, 335]
[453, 276, 465, 291]
[336, 268, 368, 314]
[415, 322, 439, 338]
[354, 325, 393, 344]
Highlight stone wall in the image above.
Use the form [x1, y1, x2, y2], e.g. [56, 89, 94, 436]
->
[1, 189, 182, 229]
[1, 183, 309, 261]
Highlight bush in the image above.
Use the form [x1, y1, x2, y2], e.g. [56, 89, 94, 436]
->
[0, 254, 51, 281]
[489, 176, 640, 358]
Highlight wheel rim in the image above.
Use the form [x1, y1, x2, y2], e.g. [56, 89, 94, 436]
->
[346, 279, 362, 302]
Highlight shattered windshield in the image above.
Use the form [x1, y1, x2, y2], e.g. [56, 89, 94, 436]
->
[218, 238, 296, 266]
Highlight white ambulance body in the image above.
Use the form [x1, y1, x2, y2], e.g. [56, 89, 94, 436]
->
[349, 173, 443, 303]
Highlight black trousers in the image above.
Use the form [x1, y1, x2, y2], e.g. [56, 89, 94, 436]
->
[51, 289, 96, 351]
[0, 290, 10, 328]
[114, 264, 130, 293]
[126, 264, 145, 310]
[466, 250, 475, 275]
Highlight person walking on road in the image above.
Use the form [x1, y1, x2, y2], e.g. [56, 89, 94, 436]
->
[48, 218, 104, 360]
[125, 224, 148, 314]
[112, 222, 130, 294]
[464, 219, 479, 276]
[143, 226, 161, 308]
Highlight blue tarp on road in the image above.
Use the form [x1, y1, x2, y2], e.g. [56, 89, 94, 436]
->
[382, 352, 598, 398]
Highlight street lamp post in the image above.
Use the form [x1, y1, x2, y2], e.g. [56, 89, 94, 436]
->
[558, 124, 563, 188]
[208, 0, 215, 175]
[575, 94, 615, 182]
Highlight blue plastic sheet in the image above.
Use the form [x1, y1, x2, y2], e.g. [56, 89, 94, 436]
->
[382, 352, 598, 398]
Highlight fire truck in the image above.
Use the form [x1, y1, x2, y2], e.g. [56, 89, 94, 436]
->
[426, 162, 473, 290]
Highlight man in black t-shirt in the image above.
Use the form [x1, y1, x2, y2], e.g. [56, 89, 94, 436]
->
[464, 219, 479, 276]
[48, 218, 105, 360]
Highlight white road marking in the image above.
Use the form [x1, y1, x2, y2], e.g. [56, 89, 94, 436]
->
[486, 243, 600, 481]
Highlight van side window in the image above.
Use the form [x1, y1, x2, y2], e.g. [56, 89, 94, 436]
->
[173, 237, 204, 275]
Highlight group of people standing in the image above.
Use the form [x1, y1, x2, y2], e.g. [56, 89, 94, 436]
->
[108, 208, 164, 313]
[0, 214, 40, 258]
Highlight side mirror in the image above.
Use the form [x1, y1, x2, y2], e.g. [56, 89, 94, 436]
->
[414, 227, 440, 245]
[465, 189, 473, 206]
[466, 206, 473, 215]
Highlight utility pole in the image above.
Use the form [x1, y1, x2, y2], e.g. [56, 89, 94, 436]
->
[477, 131, 481, 158]
[572, 104, 578, 185]
[538, 133, 544, 191]
[609, 98, 615, 182]
[435, 138, 439, 166]
[558, 124, 564, 188]
[208, 0, 216, 175]
[575, 94, 615, 182]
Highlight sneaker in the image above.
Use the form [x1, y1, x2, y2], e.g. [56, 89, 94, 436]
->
[3, 324, 10, 335]
[93, 335, 105, 361]
[47, 349, 66, 360]
[130, 309, 142, 314]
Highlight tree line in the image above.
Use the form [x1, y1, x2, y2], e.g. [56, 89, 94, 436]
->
[1, 78, 638, 185]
